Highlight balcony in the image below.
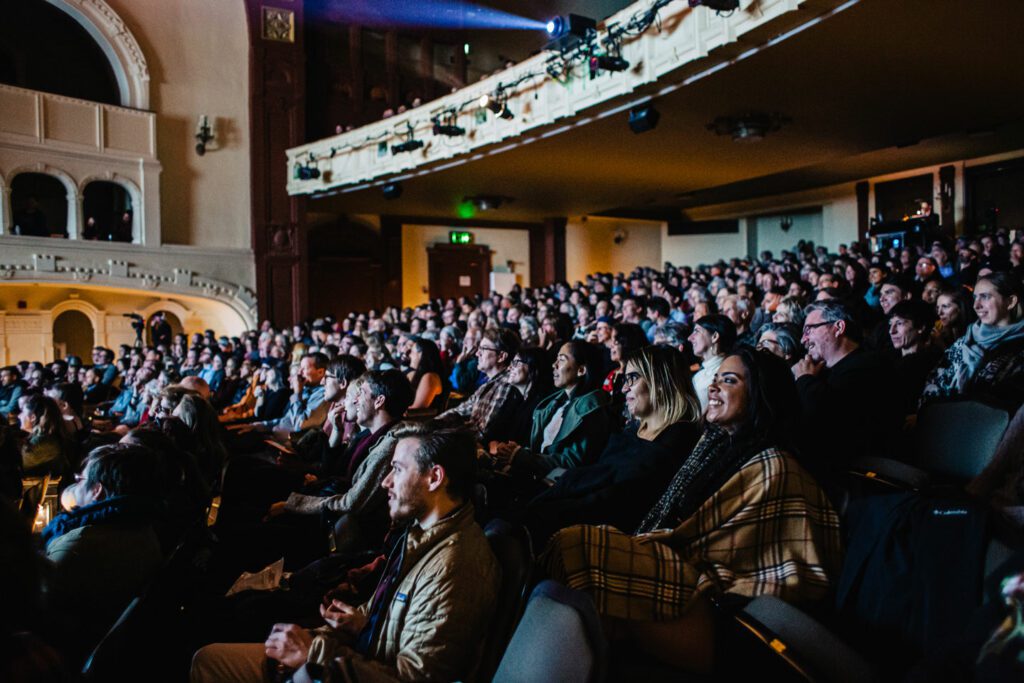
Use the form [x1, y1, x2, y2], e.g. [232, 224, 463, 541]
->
[0, 83, 161, 244]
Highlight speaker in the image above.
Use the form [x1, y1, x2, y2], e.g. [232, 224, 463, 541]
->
[382, 182, 403, 200]
[628, 104, 660, 134]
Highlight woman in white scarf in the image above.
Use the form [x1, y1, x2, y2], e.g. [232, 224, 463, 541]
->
[922, 272, 1024, 404]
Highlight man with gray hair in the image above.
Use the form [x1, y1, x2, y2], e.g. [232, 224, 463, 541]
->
[793, 300, 901, 495]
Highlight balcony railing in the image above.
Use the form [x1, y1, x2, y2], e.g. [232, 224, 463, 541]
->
[0, 83, 161, 244]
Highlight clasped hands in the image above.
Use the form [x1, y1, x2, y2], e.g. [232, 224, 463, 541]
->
[264, 599, 367, 669]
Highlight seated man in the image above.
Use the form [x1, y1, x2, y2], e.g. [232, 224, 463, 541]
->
[434, 327, 523, 442]
[0, 365, 25, 417]
[240, 353, 329, 444]
[267, 369, 413, 554]
[43, 444, 165, 661]
[191, 424, 500, 683]
[794, 300, 902, 489]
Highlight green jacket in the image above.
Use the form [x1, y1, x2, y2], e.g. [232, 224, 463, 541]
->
[514, 387, 611, 477]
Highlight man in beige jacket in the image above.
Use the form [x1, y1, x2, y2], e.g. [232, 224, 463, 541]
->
[192, 424, 500, 682]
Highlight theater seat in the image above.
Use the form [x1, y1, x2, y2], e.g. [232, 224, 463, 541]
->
[848, 398, 1010, 492]
[476, 520, 534, 682]
[492, 580, 607, 683]
[733, 595, 875, 683]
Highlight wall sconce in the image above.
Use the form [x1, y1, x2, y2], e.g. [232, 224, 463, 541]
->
[195, 115, 215, 155]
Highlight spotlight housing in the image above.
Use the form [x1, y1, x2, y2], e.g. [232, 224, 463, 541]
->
[295, 164, 321, 180]
[382, 182, 403, 200]
[463, 194, 513, 211]
[707, 112, 788, 142]
[432, 122, 465, 137]
[545, 13, 596, 51]
[391, 139, 425, 155]
[628, 103, 660, 134]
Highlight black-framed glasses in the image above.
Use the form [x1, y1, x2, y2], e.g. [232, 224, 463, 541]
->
[802, 320, 833, 333]
[509, 357, 527, 367]
[623, 371, 641, 388]
[477, 345, 500, 355]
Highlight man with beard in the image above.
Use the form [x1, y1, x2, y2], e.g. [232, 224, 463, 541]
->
[191, 424, 499, 683]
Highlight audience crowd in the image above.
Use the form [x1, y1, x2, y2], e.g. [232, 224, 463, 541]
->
[3, 229, 1024, 681]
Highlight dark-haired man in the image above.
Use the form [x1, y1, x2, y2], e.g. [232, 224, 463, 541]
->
[253, 353, 330, 442]
[436, 327, 522, 442]
[191, 425, 499, 683]
[0, 366, 24, 417]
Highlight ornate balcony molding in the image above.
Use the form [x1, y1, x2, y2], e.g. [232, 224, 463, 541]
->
[0, 240, 257, 329]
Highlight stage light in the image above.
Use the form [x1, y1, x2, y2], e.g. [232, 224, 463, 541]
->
[295, 163, 321, 180]
[498, 105, 514, 120]
[589, 54, 630, 78]
[391, 139, 425, 154]
[545, 13, 596, 51]
[628, 103, 660, 134]
[433, 122, 465, 136]
[382, 182, 403, 199]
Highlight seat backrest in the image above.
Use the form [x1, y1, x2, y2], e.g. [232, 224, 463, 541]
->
[475, 520, 534, 682]
[914, 399, 1009, 480]
[739, 595, 875, 683]
[81, 596, 141, 681]
[492, 580, 606, 683]
[20, 474, 50, 525]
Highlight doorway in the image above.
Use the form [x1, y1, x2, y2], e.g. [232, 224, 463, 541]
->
[427, 244, 491, 302]
[53, 310, 94, 361]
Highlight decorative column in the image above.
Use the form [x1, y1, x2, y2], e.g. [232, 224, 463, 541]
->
[245, 1, 307, 326]
[0, 183, 10, 235]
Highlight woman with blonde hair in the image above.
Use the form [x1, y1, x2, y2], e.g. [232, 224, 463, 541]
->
[520, 345, 703, 547]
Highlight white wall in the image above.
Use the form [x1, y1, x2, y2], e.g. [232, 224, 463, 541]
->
[661, 222, 749, 268]
[565, 217, 662, 283]
[108, 0, 251, 249]
[754, 211, 824, 257]
[401, 225, 531, 306]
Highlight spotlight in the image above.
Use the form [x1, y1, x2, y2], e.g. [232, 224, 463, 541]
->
[628, 103, 660, 134]
[479, 92, 513, 120]
[707, 112, 788, 142]
[432, 120, 465, 136]
[464, 194, 513, 211]
[295, 164, 321, 180]
[545, 14, 596, 51]
[391, 139, 424, 155]
[687, 0, 740, 11]
[498, 105, 514, 120]
[589, 54, 630, 78]
[382, 182, 403, 200]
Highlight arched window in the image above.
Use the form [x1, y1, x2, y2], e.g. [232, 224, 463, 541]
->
[0, 0, 119, 106]
[83, 181, 134, 242]
[11, 173, 69, 238]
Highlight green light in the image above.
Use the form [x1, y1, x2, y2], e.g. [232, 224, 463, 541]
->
[449, 230, 474, 244]
[456, 202, 476, 220]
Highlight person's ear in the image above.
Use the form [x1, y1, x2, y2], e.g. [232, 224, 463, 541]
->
[834, 320, 847, 337]
[427, 464, 446, 493]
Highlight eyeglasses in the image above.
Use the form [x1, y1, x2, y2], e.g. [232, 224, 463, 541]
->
[802, 320, 834, 333]
[509, 358, 526, 367]
[477, 345, 500, 355]
[623, 371, 641, 388]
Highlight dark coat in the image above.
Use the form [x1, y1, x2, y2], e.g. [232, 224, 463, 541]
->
[512, 387, 612, 477]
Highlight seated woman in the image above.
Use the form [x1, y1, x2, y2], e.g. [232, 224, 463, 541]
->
[922, 272, 1024, 405]
[755, 322, 804, 365]
[493, 341, 611, 479]
[406, 337, 447, 411]
[19, 394, 71, 478]
[521, 345, 702, 547]
[888, 300, 943, 416]
[493, 346, 553, 445]
[543, 348, 842, 673]
[934, 286, 972, 349]
[687, 314, 736, 414]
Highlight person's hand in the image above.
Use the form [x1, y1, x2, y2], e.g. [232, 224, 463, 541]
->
[290, 374, 304, 395]
[457, 343, 476, 364]
[792, 357, 824, 379]
[264, 623, 313, 669]
[320, 599, 368, 634]
[327, 403, 345, 428]
[265, 501, 288, 520]
[635, 528, 674, 545]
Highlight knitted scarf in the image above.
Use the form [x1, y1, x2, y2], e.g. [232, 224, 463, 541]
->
[41, 494, 164, 547]
[635, 424, 752, 534]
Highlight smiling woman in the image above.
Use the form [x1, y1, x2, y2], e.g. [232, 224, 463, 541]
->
[543, 348, 842, 673]
[922, 272, 1024, 404]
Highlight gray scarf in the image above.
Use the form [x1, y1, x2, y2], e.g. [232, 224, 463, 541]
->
[945, 317, 1024, 394]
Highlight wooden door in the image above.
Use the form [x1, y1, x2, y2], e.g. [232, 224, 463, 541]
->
[427, 244, 491, 301]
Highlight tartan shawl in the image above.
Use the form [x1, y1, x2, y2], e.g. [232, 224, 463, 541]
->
[545, 447, 843, 621]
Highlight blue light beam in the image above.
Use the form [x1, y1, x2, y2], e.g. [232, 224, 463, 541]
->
[312, 0, 547, 31]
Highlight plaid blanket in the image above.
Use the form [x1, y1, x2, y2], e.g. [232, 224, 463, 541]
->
[544, 447, 842, 621]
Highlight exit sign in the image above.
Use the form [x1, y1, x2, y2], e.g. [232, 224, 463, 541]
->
[449, 231, 474, 244]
